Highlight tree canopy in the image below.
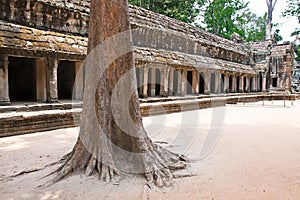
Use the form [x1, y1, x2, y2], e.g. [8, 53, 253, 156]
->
[197, 0, 266, 41]
[129, 0, 199, 23]
[129, 0, 270, 42]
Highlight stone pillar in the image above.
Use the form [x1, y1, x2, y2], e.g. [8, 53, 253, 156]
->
[150, 67, 156, 97]
[0, 54, 10, 105]
[262, 73, 267, 92]
[232, 75, 237, 93]
[204, 72, 210, 94]
[177, 69, 182, 95]
[245, 76, 250, 92]
[46, 57, 59, 103]
[142, 67, 148, 97]
[257, 75, 261, 92]
[159, 68, 169, 97]
[215, 72, 221, 94]
[252, 76, 256, 92]
[36, 58, 47, 102]
[181, 69, 187, 95]
[224, 74, 229, 93]
[74, 61, 84, 100]
[239, 76, 244, 93]
[168, 68, 174, 96]
[192, 70, 199, 94]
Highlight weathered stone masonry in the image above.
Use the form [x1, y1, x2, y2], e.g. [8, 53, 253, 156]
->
[0, 0, 294, 105]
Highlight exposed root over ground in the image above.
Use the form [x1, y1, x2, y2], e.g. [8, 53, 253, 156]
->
[50, 139, 188, 187]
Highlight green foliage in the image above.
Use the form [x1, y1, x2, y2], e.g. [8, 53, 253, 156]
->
[273, 29, 283, 43]
[129, 0, 199, 23]
[197, 0, 266, 41]
[282, 0, 300, 22]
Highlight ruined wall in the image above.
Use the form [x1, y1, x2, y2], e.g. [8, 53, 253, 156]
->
[271, 44, 294, 75]
[0, 0, 251, 66]
[0, 0, 89, 36]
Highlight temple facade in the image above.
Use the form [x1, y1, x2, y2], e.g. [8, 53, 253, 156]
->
[0, 0, 294, 105]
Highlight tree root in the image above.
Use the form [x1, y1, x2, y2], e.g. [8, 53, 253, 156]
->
[48, 139, 188, 187]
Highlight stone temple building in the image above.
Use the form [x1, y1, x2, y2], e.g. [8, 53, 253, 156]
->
[0, 0, 295, 105]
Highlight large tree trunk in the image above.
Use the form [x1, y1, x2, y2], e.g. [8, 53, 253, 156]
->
[52, 0, 186, 187]
[266, 0, 277, 40]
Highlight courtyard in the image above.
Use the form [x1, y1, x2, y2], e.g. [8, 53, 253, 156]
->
[0, 100, 300, 199]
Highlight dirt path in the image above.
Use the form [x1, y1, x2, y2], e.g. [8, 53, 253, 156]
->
[0, 100, 300, 200]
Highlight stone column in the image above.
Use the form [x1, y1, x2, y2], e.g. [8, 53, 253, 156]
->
[142, 67, 148, 97]
[262, 73, 267, 92]
[192, 70, 199, 94]
[177, 69, 182, 95]
[0, 54, 10, 105]
[224, 74, 229, 93]
[168, 68, 174, 96]
[215, 72, 221, 94]
[150, 67, 156, 97]
[245, 76, 250, 92]
[252, 76, 257, 92]
[204, 72, 210, 94]
[239, 76, 244, 93]
[74, 61, 84, 100]
[181, 69, 187, 95]
[257, 75, 261, 92]
[159, 68, 169, 97]
[36, 58, 47, 102]
[46, 57, 59, 103]
[232, 75, 237, 93]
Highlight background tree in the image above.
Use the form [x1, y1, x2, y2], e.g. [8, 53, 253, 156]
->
[52, 0, 186, 187]
[197, 0, 266, 41]
[282, 0, 300, 62]
[266, 0, 278, 40]
[129, 0, 199, 23]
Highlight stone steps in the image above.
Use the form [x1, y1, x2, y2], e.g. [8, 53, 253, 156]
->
[0, 93, 297, 137]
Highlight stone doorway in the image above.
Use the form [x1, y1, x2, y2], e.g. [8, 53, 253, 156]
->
[243, 77, 247, 92]
[58, 60, 76, 100]
[210, 73, 216, 93]
[155, 68, 161, 96]
[173, 70, 178, 95]
[187, 71, 193, 94]
[236, 76, 240, 92]
[199, 72, 205, 94]
[272, 77, 278, 87]
[220, 74, 225, 93]
[8, 57, 36, 101]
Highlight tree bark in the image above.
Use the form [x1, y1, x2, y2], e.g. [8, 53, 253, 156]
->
[266, 0, 277, 40]
[52, 0, 186, 187]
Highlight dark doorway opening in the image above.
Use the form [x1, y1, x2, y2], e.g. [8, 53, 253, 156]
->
[244, 77, 247, 92]
[8, 57, 36, 101]
[173, 70, 178, 95]
[221, 74, 225, 93]
[210, 73, 215, 93]
[147, 69, 152, 97]
[259, 74, 263, 91]
[58, 60, 76, 100]
[199, 72, 205, 94]
[187, 71, 193, 94]
[155, 68, 161, 96]
[250, 77, 253, 92]
[272, 77, 278, 87]
[236, 76, 240, 92]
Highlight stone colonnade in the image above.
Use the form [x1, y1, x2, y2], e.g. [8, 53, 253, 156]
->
[136, 64, 263, 98]
[0, 54, 84, 105]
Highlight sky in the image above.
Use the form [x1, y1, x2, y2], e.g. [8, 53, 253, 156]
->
[248, 0, 299, 43]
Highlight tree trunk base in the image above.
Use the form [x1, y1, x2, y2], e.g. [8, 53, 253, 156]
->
[50, 139, 187, 187]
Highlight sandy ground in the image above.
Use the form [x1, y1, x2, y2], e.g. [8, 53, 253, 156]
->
[0, 100, 300, 200]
